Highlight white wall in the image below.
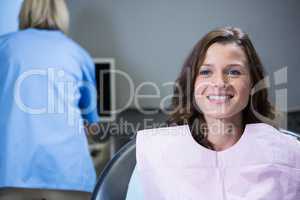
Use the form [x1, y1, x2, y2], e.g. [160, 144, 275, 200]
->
[67, 0, 300, 111]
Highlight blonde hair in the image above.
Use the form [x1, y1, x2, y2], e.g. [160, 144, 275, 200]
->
[19, 0, 69, 33]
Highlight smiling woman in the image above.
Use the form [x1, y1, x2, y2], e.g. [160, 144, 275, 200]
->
[126, 27, 300, 200]
[168, 26, 277, 150]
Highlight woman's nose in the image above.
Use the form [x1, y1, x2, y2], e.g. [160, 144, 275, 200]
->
[212, 73, 228, 88]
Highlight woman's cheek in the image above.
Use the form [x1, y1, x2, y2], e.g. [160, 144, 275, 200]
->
[236, 78, 252, 96]
[194, 80, 208, 98]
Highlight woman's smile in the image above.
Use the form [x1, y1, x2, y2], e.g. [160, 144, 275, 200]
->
[206, 94, 233, 104]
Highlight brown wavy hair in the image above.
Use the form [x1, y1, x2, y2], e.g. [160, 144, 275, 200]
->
[167, 27, 278, 149]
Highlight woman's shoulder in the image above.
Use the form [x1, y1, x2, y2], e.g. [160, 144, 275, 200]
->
[247, 123, 298, 141]
[248, 123, 299, 147]
[249, 123, 300, 167]
[0, 30, 25, 49]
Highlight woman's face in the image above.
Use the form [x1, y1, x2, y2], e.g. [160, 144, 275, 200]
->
[194, 42, 252, 120]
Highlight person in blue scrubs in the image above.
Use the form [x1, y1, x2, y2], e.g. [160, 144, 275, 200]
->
[0, 0, 99, 199]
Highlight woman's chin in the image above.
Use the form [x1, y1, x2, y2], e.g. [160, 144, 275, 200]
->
[203, 110, 239, 120]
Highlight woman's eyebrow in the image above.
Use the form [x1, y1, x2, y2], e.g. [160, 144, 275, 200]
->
[227, 63, 248, 68]
[201, 63, 245, 67]
[201, 63, 214, 67]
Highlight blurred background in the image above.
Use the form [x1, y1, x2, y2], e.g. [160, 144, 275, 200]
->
[2, 0, 300, 175]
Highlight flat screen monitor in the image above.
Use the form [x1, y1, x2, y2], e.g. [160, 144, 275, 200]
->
[94, 58, 116, 122]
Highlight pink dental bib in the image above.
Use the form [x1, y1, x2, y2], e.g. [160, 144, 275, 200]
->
[136, 123, 300, 200]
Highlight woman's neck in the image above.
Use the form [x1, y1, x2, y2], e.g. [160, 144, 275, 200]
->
[204, 114, 244, 151]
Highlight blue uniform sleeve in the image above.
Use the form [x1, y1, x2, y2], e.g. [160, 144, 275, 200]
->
[126, 166, 144, 200]
[78, 52, 100, 123]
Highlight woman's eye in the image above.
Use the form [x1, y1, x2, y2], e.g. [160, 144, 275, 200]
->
[199, 70, 211, 76]
[228, 69, 241, 76]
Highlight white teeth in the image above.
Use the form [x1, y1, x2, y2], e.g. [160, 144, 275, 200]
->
[207, 95, 231, 100]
